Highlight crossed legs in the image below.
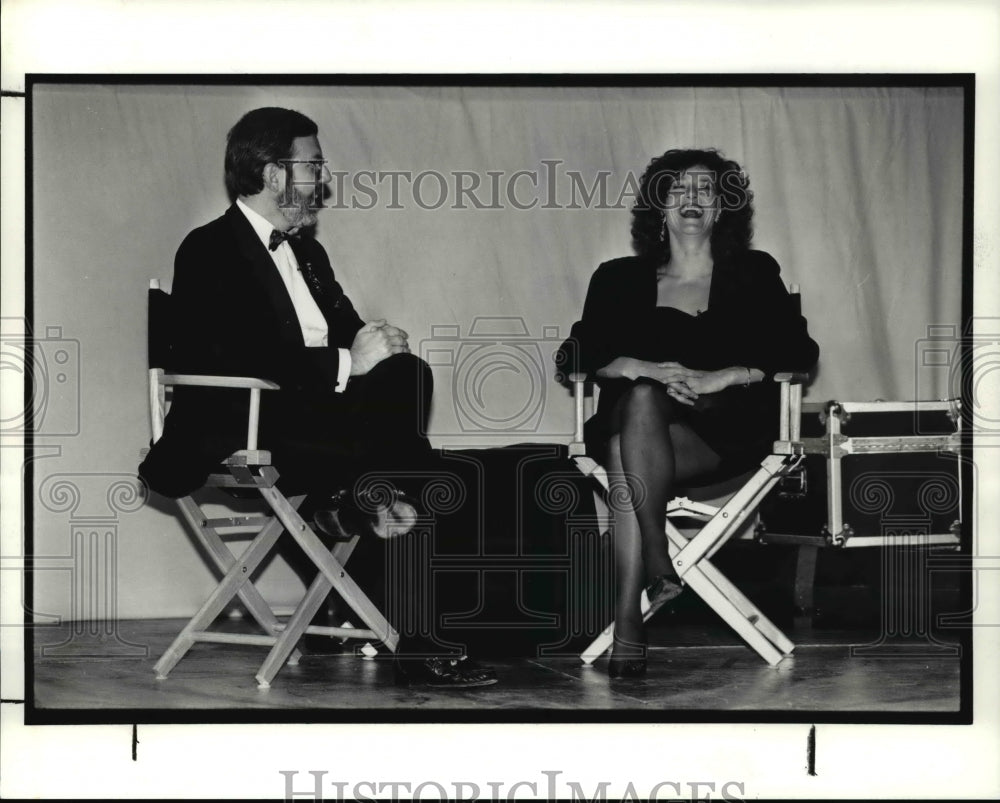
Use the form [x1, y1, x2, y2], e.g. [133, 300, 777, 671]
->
[605, 382, 721, 663]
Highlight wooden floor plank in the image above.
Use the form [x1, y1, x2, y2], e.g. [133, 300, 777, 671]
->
[29, 617, 961, 714]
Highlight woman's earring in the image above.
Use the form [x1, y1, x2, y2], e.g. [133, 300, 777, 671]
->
[659, 215, 668, 242]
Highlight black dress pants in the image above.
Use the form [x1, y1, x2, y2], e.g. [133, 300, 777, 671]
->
[260, 351, 434, 493]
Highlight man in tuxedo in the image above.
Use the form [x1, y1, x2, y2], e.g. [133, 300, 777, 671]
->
[139, 107, 496, 688]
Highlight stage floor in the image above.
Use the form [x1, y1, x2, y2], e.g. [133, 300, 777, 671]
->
[28, 614, 962, 720]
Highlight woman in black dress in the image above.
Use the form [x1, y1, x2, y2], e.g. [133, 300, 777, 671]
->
[560, 149, 819, 677]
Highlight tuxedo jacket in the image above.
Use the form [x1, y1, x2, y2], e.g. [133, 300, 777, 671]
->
[139, 204, 365, 497]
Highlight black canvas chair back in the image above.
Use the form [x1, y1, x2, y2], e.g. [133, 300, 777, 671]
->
[148, 283, 175, 372]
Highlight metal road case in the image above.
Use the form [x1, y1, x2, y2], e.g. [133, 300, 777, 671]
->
[760, 399, 963, 549]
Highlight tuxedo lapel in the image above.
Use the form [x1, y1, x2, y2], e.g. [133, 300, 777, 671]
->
[286, 233, 360, 346]
[286, 237, 341, 323]
[224, 204, 305, 348]
[223, 204, 362, 349]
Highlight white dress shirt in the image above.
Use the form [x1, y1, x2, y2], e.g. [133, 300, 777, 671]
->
[236, 200, 351, 391]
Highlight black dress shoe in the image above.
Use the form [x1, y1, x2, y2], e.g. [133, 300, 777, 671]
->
[312, 489, 376, 540]
[312, 509, 364, 541]
[393, 656, 498, 688]
[314, 488, 420, 541]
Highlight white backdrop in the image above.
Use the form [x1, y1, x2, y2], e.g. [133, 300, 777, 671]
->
[27, 82, 965, 620]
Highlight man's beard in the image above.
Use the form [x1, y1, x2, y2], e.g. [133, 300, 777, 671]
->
[280, 186, 320, 231]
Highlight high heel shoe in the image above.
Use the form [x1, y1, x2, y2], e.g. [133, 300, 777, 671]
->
[606, 576, 682, 679]
[607, 654, 647, 679]
[609, 627, 648, 679]
[645, 573, 683, 615]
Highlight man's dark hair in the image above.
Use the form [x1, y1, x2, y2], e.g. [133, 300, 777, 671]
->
[224, 107, 319, 199]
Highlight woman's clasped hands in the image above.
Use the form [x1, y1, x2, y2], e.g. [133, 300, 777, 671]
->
[599, 356, 742, 406]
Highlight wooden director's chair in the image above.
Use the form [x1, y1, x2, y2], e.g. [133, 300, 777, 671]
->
[567, 365, 809, 668]
[145, 280, 398, 688]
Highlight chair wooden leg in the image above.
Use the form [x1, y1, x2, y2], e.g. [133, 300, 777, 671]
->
[159, 489, 394, 686]
[580, 497, 797, 667]
[173, 496, 303, 665]
[580, 623, 615, 665]
[254, 539, 361, 688]
[677, 560, 788, 666]
[259, 487, 399, 653]
[256, 570, 333, 688]
[666, 521, 794, 660]
[154, 520, 285, 680]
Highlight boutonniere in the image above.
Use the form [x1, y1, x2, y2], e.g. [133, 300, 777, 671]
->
[297, 259, 326, 297]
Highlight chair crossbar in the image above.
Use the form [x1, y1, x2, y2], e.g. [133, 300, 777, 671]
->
[205, 472, 279, 490]
[223, 451, 272, 467]
[576, 451, 801, 667]
[260, 487, 398, 650]
[665, 541, 790, 666]
[666, 498, 719, 518]
[287, 624, 380, 641]
[171, 497, 296, 650]
[202, 516, 273, 531]
[156, 490, 397, 688]
[673, 456, 799, 572]
[190, 632, 280, 647]
[155, 510, 287, 680]
[253, 487, 399, 687]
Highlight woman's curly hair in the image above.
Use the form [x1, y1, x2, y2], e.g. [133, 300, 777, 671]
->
[630, 148, 754, 263]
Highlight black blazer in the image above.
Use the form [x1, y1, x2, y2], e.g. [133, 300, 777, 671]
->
[559, 249, 819, 381]
[139, 204, 365, 497]
[557, 250, 820, 468]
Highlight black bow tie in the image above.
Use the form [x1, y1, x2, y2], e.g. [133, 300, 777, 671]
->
[269, 229, 300, 251]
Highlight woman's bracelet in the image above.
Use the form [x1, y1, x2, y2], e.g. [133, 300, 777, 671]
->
[741, 366, 751, 387]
